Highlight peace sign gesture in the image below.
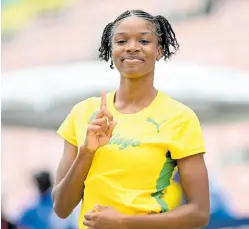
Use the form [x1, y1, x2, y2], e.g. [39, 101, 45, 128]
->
[82, 91, 117, 153]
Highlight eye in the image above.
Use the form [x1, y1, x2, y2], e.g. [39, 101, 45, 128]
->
[140, 39, 150, 45]
[115, 39, 127, 44]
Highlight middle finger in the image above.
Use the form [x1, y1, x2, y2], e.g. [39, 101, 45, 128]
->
[90, 117, 108, 132]
[102, 109, 113, 124]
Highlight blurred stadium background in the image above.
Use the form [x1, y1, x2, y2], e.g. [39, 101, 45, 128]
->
[1, 0, 249, 228]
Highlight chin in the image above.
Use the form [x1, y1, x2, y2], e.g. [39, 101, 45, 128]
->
[122, 71, 144, 79]
[120, 67, 145, 79]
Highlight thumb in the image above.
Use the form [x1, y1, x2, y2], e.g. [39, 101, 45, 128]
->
[94, 204, 106, 212]
[107, 120, 117, 138]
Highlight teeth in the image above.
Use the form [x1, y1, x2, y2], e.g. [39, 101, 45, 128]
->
[122, 57, 143, 61]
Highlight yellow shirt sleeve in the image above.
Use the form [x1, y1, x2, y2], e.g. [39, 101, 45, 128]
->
[57, 104, 79, 146]
[169, 109, 205, 159]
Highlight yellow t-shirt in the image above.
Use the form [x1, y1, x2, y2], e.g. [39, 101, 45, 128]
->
[57, 91, 205, 229]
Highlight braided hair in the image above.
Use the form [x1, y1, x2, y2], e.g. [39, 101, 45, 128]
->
[99, 10, 179, 69]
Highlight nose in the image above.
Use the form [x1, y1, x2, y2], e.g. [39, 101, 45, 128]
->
[125, 40, 140, 53]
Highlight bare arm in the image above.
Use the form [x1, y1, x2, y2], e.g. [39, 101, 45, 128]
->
[52, 140, 94, 219]
[123, 153, 210, 229]
[53, 92, 116, 219]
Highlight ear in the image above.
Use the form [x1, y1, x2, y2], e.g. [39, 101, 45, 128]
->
[156, 45, 163, 61]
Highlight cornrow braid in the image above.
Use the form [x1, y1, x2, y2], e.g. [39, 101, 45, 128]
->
[99, 10, 179, 68]
[155, 15, 179, 60]
[98, 22, 113, 68]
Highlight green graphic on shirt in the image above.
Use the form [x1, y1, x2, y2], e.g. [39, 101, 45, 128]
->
[88, 111, 141, 150]
[107, 134, 141, 150]
[151, 151, 177, 212]
[88, 110, 99, 123]
[146, 117, 167, 133]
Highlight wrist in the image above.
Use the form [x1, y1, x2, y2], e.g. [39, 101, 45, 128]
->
[78, 145, 95, 157]
[121, 214, 131, 229]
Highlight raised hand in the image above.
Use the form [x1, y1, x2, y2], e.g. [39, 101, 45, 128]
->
[81, 91, 117, 153]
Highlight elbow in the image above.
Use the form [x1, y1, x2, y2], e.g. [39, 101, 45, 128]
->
[53, 202, 71, 219]
[52, 189, 71, 219]
[197, 212, 209, 228]
[194, 208, 210, 228]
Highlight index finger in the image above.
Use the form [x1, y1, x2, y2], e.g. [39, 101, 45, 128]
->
[100, 91, 107, 110]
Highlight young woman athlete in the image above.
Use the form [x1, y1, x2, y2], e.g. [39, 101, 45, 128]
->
[52, 9, 210, 229]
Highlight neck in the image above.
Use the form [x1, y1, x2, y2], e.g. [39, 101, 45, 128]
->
[116, 72, 157, 104]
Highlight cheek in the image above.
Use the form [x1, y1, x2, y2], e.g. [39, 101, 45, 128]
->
[111, 48, 123, 67]
[144, 45, 159, 61]
[111, 45, 122, 58]
[145, 52, 157, 65]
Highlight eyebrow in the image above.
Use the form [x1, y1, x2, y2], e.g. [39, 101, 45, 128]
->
[114, 32, 153, 35]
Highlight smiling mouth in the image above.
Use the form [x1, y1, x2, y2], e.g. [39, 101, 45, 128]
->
[122, 56, 145, 63]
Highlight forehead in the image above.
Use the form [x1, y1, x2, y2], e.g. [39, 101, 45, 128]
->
[113, 16, 154, 34]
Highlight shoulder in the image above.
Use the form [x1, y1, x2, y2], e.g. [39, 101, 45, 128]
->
[73, 91, 114, 109]
[72, 97, 96, 111]
[159, 91, 199, 122]
[70, 97, 99, 115]
[70, 92, 113, 118]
